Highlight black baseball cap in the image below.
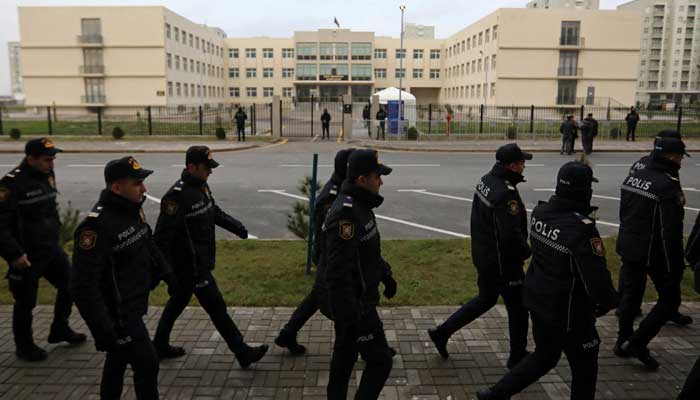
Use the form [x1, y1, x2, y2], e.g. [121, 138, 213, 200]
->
[347, 149, 392, 179]
[654, 137, 690, 157]
[556, 161, 598, 192]
[25, 138, 62, 157]
[186, 146, 220, 169]
[334, 148, 355, 180]
[496, 143, 533, 164]
[104, 156, 153, 183]
[655, 130, 681, 140]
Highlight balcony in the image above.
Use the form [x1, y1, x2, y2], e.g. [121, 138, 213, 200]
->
[81, 95, 106, 104]
[559, 36, 585, 47]
[77, 34, 103, 46]
[556, 96, 576, 105]
[79, 65, 105, 75]
[557, 67, 583, 77]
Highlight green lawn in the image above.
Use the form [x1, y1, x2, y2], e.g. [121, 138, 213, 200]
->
[0, 238, 697, 307]
[2, 120, 263, 137]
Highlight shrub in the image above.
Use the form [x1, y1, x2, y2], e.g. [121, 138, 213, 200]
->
[9, 128, 21, 139]
[407, 126, 418, 140]
[112, 126, 125, 140]
[506, 125, 517, 139]
[215, 127, 226, 140]
[58, 201, 81, 246]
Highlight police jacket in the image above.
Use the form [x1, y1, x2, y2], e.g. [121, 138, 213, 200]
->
[581, 117, 598, 137]
[376, 110, 387, 121]
[625, 112, 640, 126]
[628, 155, 651, 175]
[234, 111, 247, 127]
[312, 174, 342, 267]
[616, 154, 685, 272]
[686, 214, 700, 270]
[71, 190, 172, 351]
[559, 120, 578, 138]
[524, 196, 617, 330]
[0, 160, 62, 268]
[321, 112, 331, 124]
[323, 181, 392, 322]
[471, 164, 531, 282]
[154, 171, 247, 280]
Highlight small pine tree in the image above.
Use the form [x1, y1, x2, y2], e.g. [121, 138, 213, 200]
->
[58, 201, 81, 246]
[286, 175, 322, 240]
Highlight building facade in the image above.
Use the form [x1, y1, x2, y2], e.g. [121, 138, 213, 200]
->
[8, 42, 24, 101]
[527, 0, 600, 9]
[17, 6, 640, 111]
[618, 0, 700, 107]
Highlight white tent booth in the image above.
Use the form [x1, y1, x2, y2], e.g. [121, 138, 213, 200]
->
[374, 87, 417, 131]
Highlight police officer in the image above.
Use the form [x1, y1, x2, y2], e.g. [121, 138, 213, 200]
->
[321, 108, 332, 140]
[234, 107, 247, 142]
[678, 215, 700, 399]
[615, 137, 689, 370]
[376, 107, 387, 140]
[152, 146, 268, 368]
[619, 129, 692, 326]
[477, 161, 618, 400]
[275, 148, 356, 355]
[429, 143, 531, 369]
[0, 138, 85, 361]
[580, 113, 598, 155]
[324, 149, 395, 400]
[71, 156, 175, 399]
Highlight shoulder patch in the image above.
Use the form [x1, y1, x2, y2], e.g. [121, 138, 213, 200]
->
[78, 230, 98, 250]
[574, 212, 594, 225]
[87, 204, 103, 218]
[48, 176, 56, 189]
[677, 192, 686, 207]
[342, 195, 353, 208]
[507, 200, 520, 216]
[590, 237, 605, 257]
[506, 184, 516, 191]
[173, 181, 184, 191]
[163, 199, 179, 215]
[339, 220, 354, 240]
[0, 186, 10, 202]
[665, 173, 680, 182]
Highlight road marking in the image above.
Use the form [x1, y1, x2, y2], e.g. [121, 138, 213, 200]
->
[0, 164, 17, 168]
[534, 188, 699, 213]
[279, 164, 442, 168]
[144, 193, 258, 239]
[595, 164, 630, 167]
[67, 164, 105, 168]
[258, 189, 468, 238]
[527, 164, 546, 167]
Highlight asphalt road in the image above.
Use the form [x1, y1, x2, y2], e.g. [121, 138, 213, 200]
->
[1, 141, 699, 240]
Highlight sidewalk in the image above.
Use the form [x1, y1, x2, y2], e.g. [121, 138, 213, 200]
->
[0, 138, 285, 154]
[348, 138, 700, 153]
[0, 303, 696, 399]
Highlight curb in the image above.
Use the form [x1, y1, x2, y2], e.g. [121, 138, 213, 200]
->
[348, 141, 662, 154]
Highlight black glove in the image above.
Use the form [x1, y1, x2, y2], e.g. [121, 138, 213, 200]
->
[383, 276, 397, 299]
[238, 227, 248, 239]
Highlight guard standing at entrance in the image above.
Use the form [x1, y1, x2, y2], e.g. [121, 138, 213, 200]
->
[234, 107, 247, 142]
[376, 107, 387, 140]
[321, 108, 331, 139]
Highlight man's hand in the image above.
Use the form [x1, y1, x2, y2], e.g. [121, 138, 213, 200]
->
[383, 276, 397, 299]
[238, 227, 248, 239]
[11, 254, 31, 269]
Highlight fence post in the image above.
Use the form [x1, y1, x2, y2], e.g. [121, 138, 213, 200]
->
[530, 105, 535, 133]
[306, 153, 319, 275]
[428, 104, 432, 134]
[580, 105, 585, 121]
[198, 106, 203, 135]
[47, 106, 53, 135]
[97, 107, 103, 135]
[606, 100, 611, 121]
[677, 107, 683, 135]
[147, 106, 153, 136]
[0, 107, 4, 136]
[479, 104, 484, 134]
[310, 95, 315, 138]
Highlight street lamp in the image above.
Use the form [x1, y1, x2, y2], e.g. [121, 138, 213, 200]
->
[399, 5, 406, 135]
[480, 50, 488, 104]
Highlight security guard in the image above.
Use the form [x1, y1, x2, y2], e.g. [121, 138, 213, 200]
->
[619, 129, 692, 326]
[0, 138, 85, 361]
[678, 215, 700, 399]
[477, 161, 618, 400]
[429, 143, 531, 369]
[275, 148, 356, 355]
[152, 146, 268, 368]
[324, 149, 395, 400]
[615, 137, 689, 370]
[71, 156, 175, 399]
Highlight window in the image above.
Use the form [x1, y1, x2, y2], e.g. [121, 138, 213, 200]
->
[557, 80, 577, 104]
[263, 48, 274, 58]
[413, 49, 424, 59]
[396, 49, 406, 59]
[196, 37, 200, 49]
[181, 30, 187, 45]
[413, 68, 423, 78]
[484, 56, 489, 71]
[296, 43, 317, 60]
[282, 68, 294, 78]
[176, 82, 181, 96]
[165, 23, 171, 39]
[472, 62, 476, 73]
[493, 25, 498, 40]
[478, 32, 483, 45]
[246, 87, 257, 97]
[478, 59, 482, 72]
[81, 18, 102, 40]
[283, 87, 293, 97]
[559, 51, 578, 75]
[263, 68, 274, 78]
[228, 68, 239, 78]
[461, 64, 465, 76]
[175, 55, 180, 70]
[263, 87, 274, 97]
[184, 83, 189, 97]
[246, 68, 257, 78]
[395, 68, 405, 78]
[245, 48, 256, 58]
[461, 41, 465, 52]
[320, 64, 349, 79]
[296, 64, 317, 80]
[229, 48, 239, 58]
[466, 62, 470, 75]
[430, 68, 440, 79]
[166, 53, 172, 69]
[351, 43, 372, 60]
[485, 28, 490, 43]
[430, 49, 441, 59]
[189, 33, 193, 47]
[491, 83, 495, 97]
[374, 68, 387, 79]
[467, 38, 471, 49]
[374, 48, 387, 59]
[167, 81, 173, 96]
[190, 59, 194, 71]
[282, 48, 295, 58]
[560, 21, 581, 45]
[492, 55, 497, 70]
[174, 27, 180, 42]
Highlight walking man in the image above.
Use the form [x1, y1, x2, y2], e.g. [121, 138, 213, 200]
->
[625, 107, 640, 141]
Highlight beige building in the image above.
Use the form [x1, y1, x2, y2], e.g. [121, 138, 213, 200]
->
[527, 0, 600, 9]
[17, 6, 640, 111]
[8, 42, 24, 101]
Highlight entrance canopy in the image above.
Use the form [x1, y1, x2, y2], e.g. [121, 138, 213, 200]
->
[374, 87, 416, 104]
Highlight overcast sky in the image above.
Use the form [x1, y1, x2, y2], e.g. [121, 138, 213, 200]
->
[0, 0, 631, 96]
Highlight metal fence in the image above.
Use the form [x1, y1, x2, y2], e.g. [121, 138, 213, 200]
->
[280, 98, 344, 138]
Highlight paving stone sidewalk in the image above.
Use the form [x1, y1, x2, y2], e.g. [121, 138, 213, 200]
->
[0, 303, 698, 400]
[0, 140, 279, 154]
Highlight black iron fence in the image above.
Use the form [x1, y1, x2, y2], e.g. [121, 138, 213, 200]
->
[280, 97, 344, 138]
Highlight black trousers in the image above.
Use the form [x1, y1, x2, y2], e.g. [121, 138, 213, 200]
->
[328, 307, 393, 400]
[438, 274, 528, 359]
[492, 312, 600, 400]
[561, 134, 574, 154]
[154, 270, 246, 354]
[582, 133, 594, 155]
[626, 124, 637, 141]
[237, 126, 245, 141]
[7, 245, 73, 351]
[322, 123, 330, 139]
[283, 287, 320, 335]
[679, 356, 700, 399]
[617, 260, 682, 348]
[377, 123, 385, 140]
[101, 317, 159, 400]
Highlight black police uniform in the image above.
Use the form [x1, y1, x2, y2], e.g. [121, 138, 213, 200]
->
[0, 138, 84, 361]
[615, 138, 688, 369]
[71, 157, 171, 400]
[234, 109, 247, 141]
[679, 215, 700, 399]
[153, 147, 267, 367]
[275, 149, 355, 354]
[430, 144, 531, 367]
[321, 111, 331, 139]
[479, 162, 617, 400]
[580, 115, 598, 155]
[324, 149, 394, 400]
[376, 109, 387, 140]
